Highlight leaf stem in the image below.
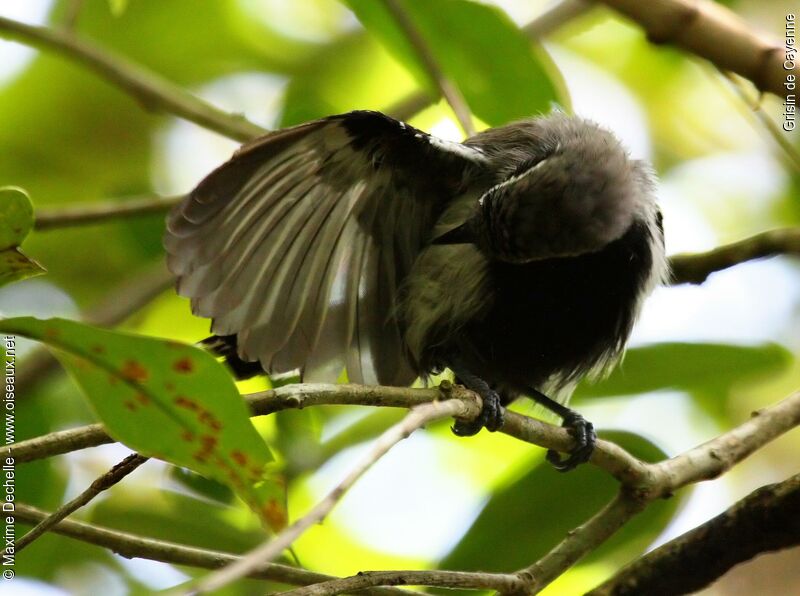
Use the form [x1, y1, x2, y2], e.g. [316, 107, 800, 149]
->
[381, 0, 475, 136]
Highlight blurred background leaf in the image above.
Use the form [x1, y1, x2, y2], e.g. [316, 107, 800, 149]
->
[346, 0, 568, 125]
[575, 343, 793, 400]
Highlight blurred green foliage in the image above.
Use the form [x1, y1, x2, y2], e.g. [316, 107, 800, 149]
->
[1, 0, 798, 594]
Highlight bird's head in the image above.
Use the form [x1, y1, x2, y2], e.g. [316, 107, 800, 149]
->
[434, 115, 654, 263]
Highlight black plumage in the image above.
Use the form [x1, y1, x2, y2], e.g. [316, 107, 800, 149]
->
[165, 110, 667, 470]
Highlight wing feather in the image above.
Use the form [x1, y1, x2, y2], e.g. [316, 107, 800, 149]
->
[164, 110, 487, 382]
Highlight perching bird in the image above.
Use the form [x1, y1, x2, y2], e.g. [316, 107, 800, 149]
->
[164, 110, 668, 471]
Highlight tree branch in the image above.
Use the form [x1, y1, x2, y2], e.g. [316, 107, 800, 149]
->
[0, 16, 266, 142]
[16, 452, 148, 551]
[8, 382, 797, 495]
[276, 569, 526, 596]
[3, 382, 645, 486]
[381, 0, 475, 136]
[669, 228, 800, 285]
[190, 398, 473, 593]
[591, 0, 798, 98]
[34, 194, 184, 230]
[586, 473, 800, 596]
[511, 389, 800, 594]
[11, 502, 410, 596]
[4, 423, 111, 463]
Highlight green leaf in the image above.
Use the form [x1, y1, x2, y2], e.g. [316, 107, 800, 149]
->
[346, 0, 568, 126]
[0, 316, 287, 532]
[0, 186, 34, 249]
[280, 32, 419, 126]
[276, 408, 323, 479]
[438, 432, 682, 581]
[0, 247, 46, 288]
[574, 342, 793, 400]
[0, 187, 45, 287]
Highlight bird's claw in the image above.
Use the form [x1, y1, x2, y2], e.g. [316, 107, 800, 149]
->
[546, 412, 596, 472]
[452, 390, 505, 436]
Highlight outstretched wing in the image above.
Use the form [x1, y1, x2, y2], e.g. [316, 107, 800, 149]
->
[164, 111, 487, 385]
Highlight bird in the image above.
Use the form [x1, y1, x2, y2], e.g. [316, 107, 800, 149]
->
[164, 109, 668, 471]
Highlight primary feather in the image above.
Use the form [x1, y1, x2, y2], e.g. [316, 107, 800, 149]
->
[166, 111, 488, 386]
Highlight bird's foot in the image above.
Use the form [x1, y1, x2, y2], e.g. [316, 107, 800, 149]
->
[545, 411, 596, 472]
[452, 388, 505, 436]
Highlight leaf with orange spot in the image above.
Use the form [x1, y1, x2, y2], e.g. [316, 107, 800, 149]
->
[0, 316, 287, 532]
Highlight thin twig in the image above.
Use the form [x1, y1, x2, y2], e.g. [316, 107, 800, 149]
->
[522, 0, 592, 38]
[384, 90, 434, 123]
[381, 0, 475, 136]
[16, 453, 148, 551]
[719, 71, 800, 173]
[0, 16, 266, 142]
[60, 0, 85, 30]
[16, 260, 175, 395]
[515, 491, 648, 595]
[11, 502, 411, 596]
[591, 0, 796, 98]
[649, 391, 800, 493]
[512, 389, 800, 594]
[190, 398, 472, 594]
[34, 194, 184, 230]
[276, 569, 526, 596]
[669, 227, 800, 285]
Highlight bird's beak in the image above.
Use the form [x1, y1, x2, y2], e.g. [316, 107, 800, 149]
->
[432, 221, 476, 245]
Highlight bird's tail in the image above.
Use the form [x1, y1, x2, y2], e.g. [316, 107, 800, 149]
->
[198, 334, 264, 380]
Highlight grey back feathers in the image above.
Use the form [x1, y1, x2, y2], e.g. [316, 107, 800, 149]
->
[165, 110, 667, 394]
